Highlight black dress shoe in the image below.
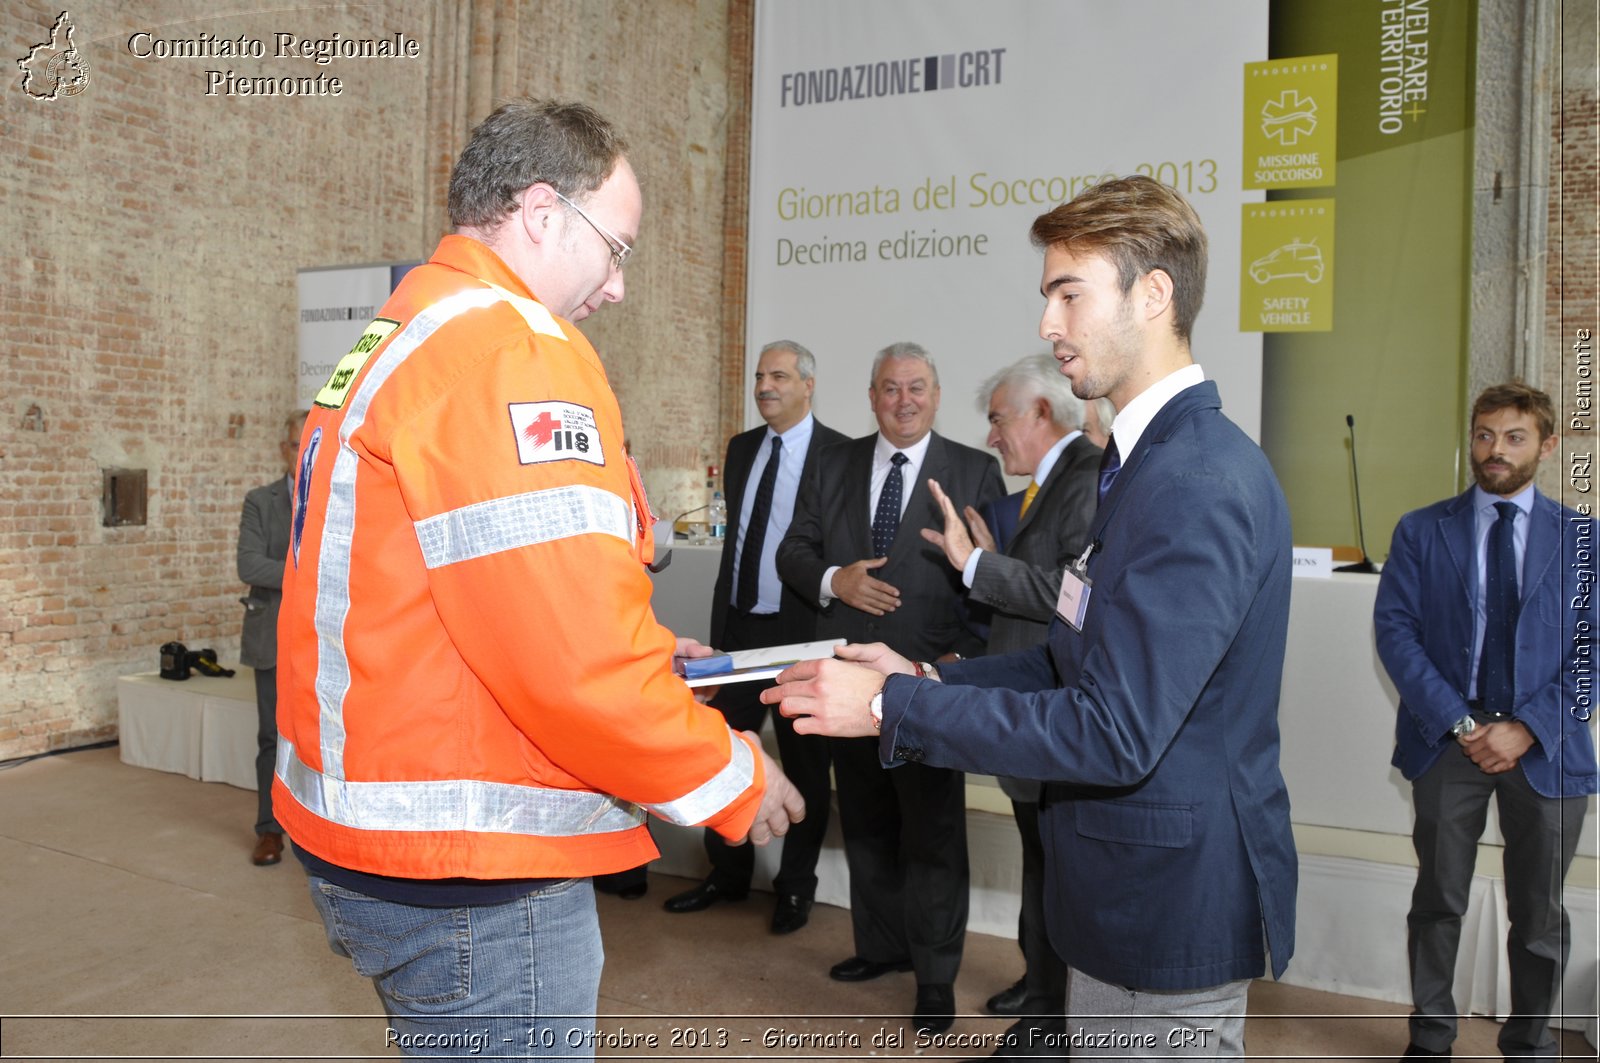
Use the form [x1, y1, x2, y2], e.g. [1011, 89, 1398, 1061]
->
[828, 955, 914, 982]
[662, 879, 747, 913]
[1400, 1045, 1451, 1058]
[913, 983, 956, 1035]
[985, 976, 1028, 1016]
[993, 1017, 1068, 1058]
[770, 894, 813, 934]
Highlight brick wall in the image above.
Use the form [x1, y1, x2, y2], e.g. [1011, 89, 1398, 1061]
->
[3, 1, 1586, 760]
[0, 0, 741, 759]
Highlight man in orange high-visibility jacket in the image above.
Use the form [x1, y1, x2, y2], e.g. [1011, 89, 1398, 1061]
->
[275, 99, 804, 1059]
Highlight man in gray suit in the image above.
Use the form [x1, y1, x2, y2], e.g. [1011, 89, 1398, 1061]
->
[777, 342, 1004, 1034]
[923, 353, 1101, 1048]
[237, 410, 306, 866]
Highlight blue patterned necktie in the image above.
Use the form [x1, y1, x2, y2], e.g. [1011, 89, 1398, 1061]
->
[735, 436, 781, 612]
[1477, 501, 1520, 713]
[1096, 434, 1122, 506]
[872, 452, 908, 558]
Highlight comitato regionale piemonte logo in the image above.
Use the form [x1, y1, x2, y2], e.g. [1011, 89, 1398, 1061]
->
[17, 10, 90, 100]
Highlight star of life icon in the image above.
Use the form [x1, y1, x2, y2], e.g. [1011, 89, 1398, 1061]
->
[18, 11, 90, 100]
[1260, 89, 1316, 146]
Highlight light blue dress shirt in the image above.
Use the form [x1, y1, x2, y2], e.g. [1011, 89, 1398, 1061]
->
[731, 413, 814, 614]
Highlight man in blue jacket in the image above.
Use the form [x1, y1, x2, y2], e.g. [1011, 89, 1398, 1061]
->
[766, 175, 1297, 1060]
[1374, 382, 1595, 1061]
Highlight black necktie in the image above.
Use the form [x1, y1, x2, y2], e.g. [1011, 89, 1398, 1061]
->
[735, 436, 782, 612]
[1477, 501, 1520, 713]
[872, 452, 908, 558]
[1096, 434, 1122, 506]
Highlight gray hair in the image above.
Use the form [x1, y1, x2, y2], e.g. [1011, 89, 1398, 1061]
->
[870, 341, 939, 387]
[759, 340, 816, 381]
[283, 410, 310, 444]
[448, 99, 629, 230]
[976, 354, 1082, 431]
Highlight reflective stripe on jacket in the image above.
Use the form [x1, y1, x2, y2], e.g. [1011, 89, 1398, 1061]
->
[274, 235, 763, 880]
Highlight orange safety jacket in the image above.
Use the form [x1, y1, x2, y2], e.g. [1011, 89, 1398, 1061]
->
[274, 235, 764, 880]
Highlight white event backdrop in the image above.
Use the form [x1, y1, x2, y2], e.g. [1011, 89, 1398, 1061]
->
[747, 0, 1268, 464]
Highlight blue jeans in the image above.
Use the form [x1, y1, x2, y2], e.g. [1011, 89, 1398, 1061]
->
[307, 875, 603, 1059]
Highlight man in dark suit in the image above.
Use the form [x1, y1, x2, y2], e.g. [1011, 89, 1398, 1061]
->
[768, 178, 1298, 1059]
[662, 340, 846, 933]
[237, 410, 307, 867]
[777, 342, 1004, 1034]
[1375, 382, 1595, 1061]
[921, 353, 1101, 1038]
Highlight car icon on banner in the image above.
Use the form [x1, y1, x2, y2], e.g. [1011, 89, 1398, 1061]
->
[1249, 239, 1325, 284]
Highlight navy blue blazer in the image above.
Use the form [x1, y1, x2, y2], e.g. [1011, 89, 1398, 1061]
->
[877, 381, 1298, 990]
[982, 490, 1024, 552]
[1374, 487, 1597, 798]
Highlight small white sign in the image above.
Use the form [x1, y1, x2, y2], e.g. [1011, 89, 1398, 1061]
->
[1291, 546, 1334, 579]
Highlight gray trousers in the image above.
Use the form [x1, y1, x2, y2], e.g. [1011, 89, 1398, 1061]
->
[1061, 967, 1248, 1061]
[1408, 745, 1588, 1058]
[253, 666, 280, 835]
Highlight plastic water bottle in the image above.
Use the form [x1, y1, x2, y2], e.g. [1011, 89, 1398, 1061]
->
[708, 490, 727, 542]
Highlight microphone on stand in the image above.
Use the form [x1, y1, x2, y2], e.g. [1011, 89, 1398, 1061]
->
[1336, 414, 1378, 573]
[671, 503, 710, 530]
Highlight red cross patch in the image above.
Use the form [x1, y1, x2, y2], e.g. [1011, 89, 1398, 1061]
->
[507, 401, 605, 467]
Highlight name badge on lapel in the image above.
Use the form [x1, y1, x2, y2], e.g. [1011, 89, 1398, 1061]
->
[1055, 540, 1098, 632]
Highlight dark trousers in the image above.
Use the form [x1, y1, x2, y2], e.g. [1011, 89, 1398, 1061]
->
[1407, 744, 1588, 1058]
[253, 666, 280, 836]
[703, 610, 832, 899]
[830, 733, 968, 986]
[1013, 798, 1068, 1015]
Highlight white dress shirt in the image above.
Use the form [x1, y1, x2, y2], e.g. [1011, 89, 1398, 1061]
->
[1107, 363, 1206, 462]
[819, 431, 934, 604]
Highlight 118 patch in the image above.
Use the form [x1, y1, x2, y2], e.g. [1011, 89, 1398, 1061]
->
[508, 401, 605, 466]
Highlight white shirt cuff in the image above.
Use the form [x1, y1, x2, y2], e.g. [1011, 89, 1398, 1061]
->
[962, 547, 984, 588]
[820, 565, 840, 605]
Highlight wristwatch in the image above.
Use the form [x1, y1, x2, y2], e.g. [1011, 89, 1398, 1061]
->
[868, 689, 884, 732]
[1449, 714, 1476, 737]
[913, 661, 942, 683]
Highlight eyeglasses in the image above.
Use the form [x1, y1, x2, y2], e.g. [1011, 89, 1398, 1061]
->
[553, 190, 632, 272]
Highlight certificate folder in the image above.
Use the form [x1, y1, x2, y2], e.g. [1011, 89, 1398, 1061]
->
[676, 638, 846, 689]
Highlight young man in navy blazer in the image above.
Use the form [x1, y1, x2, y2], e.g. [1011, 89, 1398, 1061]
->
[1375, 382, 1595, 1061]
[767, 176, 1298, 1060]
[921, 353, 1102, 1034]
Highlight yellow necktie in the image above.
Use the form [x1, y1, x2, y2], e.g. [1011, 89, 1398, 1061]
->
[1019, 478, 1039, 519]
